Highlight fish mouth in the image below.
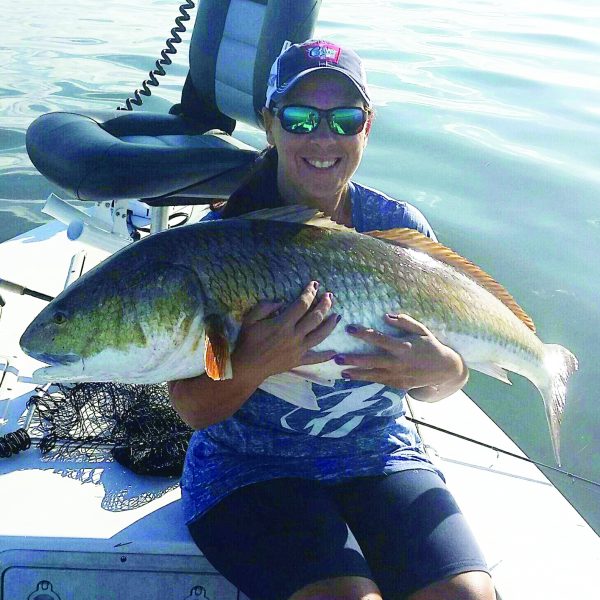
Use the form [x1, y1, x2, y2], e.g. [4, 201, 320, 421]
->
[31, 359, 86, 384]
[21, 346, 86, 383]
[21, 349, 82, 368]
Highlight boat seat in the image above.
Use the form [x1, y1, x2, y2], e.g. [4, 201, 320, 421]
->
[25, 0, 322, 205]
[26, 110, 258, 205]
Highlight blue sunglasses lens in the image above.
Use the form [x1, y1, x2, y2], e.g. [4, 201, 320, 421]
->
[279, 106, 320, 133]
[328, 108, 366, 135]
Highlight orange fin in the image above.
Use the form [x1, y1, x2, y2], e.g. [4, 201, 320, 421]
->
[204, 316, 233, 380]
[367, 228, 536, 333]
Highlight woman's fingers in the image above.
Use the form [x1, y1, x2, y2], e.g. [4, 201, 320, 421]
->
[345, 323, 413, 353]
[296, 291, 335, 336]
[301, 349, 338, 365]
[304, 311, 341, 349]
[278, 281, 321, 325]
[385, 313, 431, 336]
[243, 300, 285, 325]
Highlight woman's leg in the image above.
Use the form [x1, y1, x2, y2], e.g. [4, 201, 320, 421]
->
[333, 469, 494, 600]
[188, 477, 378, 600]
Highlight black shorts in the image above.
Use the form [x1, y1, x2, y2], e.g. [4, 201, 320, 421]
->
[188, 469, 490, 600]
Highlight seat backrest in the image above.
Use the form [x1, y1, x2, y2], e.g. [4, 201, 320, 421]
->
[180, 0, 322, 132]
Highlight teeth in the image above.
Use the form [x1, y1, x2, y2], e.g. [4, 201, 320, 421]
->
[307, 159, 337, 169]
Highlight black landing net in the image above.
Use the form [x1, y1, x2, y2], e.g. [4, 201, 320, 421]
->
[28, 382, 193, 476]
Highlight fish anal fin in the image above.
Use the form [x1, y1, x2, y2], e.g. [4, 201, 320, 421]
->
[204, 315, 232, 380]
[367, 228, 536, 333]
[468, 361, 512, 384]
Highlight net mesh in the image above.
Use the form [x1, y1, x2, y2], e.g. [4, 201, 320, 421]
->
[31, 382, 193, 477]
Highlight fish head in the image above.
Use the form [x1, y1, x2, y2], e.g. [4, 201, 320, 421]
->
[19, 264, 140, 382]
[20, 297, 85, 376]
[20, 257, 206, 384]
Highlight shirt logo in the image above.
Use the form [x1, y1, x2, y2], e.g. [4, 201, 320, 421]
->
[306, 42, 341, 63]
[280, 383, 405, 438]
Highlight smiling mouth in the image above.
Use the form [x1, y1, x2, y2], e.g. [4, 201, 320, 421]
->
[304, 158, 340, 170]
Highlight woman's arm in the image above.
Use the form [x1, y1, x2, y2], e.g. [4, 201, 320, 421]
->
[168, 362, 269, 430]
[169, 282, 340, 429]
[334, 313, 469, 403]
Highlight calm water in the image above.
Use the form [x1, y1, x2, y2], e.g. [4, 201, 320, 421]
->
[1, 1, 599, 531]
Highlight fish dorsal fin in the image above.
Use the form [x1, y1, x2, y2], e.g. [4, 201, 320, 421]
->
[240, 205, 351, 232]
[368, 228, 536, 333]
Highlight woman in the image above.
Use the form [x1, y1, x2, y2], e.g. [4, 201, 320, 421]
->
[170, 40, 494, 600]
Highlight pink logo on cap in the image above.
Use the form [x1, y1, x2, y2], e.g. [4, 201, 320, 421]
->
[305, 42, 341, 63]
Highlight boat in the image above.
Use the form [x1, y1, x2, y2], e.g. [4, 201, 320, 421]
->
[1, 1, 599, 598]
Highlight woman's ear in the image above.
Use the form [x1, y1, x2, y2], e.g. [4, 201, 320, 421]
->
[364, 113, 373, 138]
[262, 107, 276, 145]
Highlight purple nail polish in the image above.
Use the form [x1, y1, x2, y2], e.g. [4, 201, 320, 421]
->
[341, 371, 351, 380]
[334, 354, 345, 365]
[346, 325, 358, 334]
[335, 314, 342, 323]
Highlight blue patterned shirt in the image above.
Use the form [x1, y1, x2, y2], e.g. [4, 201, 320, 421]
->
[181, 182, 442, 523]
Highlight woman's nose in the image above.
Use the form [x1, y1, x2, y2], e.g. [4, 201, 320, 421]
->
[310, 118, 336, 144]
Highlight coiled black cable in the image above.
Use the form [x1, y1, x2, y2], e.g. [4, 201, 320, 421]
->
[117, 0, 196, 111]
[0, 428, 32, 458]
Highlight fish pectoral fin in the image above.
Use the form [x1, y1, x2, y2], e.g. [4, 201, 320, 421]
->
[468, 361, 512, 384]
[204, 315, 233, 380]
[259, 372, 321, 410]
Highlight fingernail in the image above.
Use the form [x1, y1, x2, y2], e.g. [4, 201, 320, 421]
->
[386, 313, 399, 319]
[326, 292, 334, 301]
[312, 281, 319, 290]
[346, 325, 358, 334]
[334, 354, 345, 365]
[335, 314, 342, 323]
[341, 371, 352, 380]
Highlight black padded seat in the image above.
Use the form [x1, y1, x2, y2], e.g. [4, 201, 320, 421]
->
[26, 0, 322, 205]
[26, 111, 258, 204]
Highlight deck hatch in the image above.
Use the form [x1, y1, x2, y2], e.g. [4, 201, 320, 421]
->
[1, 550, 244, 600]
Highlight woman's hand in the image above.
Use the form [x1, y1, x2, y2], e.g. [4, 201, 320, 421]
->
[232, 281, 341, 381]
[169, 281, 340, 429]
[334, 313, 468, 402]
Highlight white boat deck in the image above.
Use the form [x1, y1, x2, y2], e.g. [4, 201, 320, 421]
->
[1, 220, 599, 599]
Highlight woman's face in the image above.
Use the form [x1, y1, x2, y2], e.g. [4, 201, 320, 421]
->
[263, 71, 370, 208]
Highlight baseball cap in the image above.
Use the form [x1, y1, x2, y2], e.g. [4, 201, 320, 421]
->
[265, 40, 372, 109]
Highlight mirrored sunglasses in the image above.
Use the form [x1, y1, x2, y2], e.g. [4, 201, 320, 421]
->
[271, 105, 368, 136]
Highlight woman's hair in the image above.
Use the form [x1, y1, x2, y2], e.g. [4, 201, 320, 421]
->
[212, 145, 282, 218]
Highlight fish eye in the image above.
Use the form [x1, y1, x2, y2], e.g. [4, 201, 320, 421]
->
[53, 311, 67, 325]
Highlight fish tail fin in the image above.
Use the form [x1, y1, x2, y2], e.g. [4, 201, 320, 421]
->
[536, 344, 578, 467]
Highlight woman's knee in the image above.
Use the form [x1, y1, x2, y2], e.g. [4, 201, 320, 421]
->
[407, 570, 495, 600]
[288, 576, 383, 600]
